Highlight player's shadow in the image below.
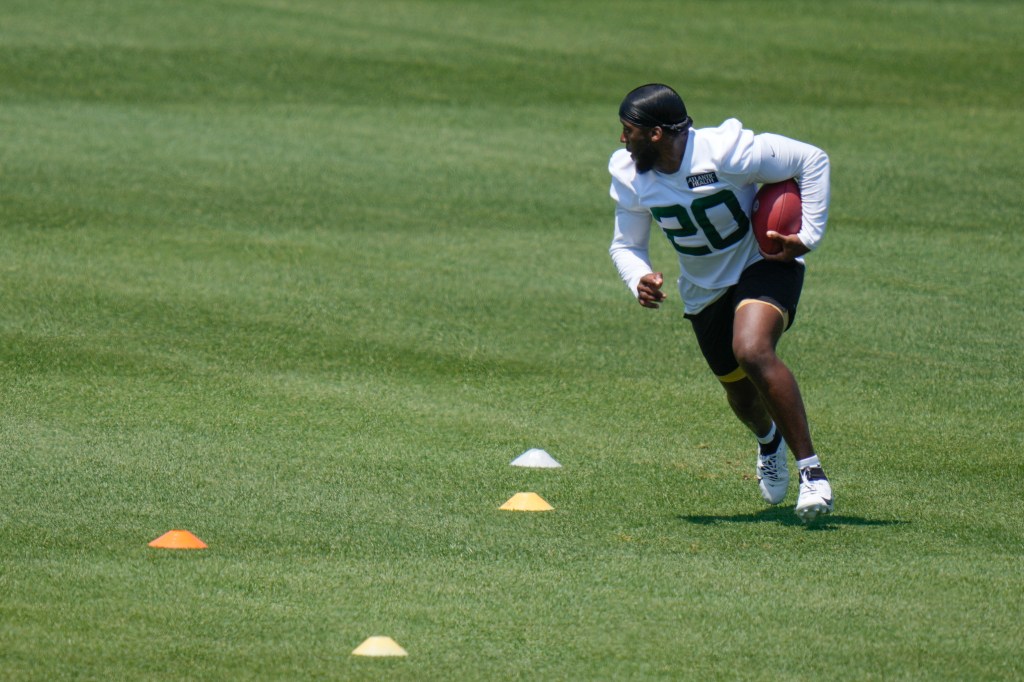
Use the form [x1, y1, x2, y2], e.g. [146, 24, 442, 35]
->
[677, 506, 905, 531]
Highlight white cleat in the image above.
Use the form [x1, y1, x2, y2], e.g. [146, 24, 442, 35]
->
[756, 438, 789, 505]
[795, 466, 834, 523]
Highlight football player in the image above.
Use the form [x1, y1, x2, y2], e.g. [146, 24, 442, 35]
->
[608, 83, 833, 522]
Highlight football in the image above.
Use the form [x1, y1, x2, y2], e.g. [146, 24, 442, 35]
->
[751, 180, 802, 255]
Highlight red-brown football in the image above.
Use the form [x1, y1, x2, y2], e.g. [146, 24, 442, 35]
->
[751, 180, 801, 255]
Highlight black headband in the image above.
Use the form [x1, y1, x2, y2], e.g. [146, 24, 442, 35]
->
[620, 105, 692, 133]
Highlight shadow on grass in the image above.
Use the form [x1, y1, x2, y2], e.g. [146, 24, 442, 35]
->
[678, 506, 906, 531]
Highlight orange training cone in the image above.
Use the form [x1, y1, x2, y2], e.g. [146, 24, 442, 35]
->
[148, 529, 208, 549]
[499, 492, 554, 511]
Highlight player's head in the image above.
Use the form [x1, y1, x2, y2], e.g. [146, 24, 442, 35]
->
[618, 84, 692, 173]
[618, 84, 692, 135]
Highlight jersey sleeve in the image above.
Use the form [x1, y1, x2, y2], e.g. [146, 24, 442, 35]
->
[752, 133, 831, 251]
[707, 118, 758, 180]
[609, 204, 655, 297]
[608, 150, 654, 297]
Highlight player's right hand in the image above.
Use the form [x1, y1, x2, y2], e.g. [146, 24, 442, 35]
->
[637, 272, 667, 309]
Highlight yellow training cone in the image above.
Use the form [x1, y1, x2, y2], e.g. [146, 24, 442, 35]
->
[352, 636, 408, 657]
[148, 529, 208, 550]
[499, 492, 554, 511]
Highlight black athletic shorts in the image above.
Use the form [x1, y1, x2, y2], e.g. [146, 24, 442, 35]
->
[684, 259, 805, 381]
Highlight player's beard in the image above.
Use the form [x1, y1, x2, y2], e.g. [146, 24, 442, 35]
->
[631, 143, 659, 174]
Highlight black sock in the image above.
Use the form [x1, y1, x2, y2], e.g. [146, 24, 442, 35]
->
[758, 428, 783, 455]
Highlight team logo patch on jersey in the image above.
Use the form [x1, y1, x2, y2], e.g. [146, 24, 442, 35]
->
[686, 171, 719, 189]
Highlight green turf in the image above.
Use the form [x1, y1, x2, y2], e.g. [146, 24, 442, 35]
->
[1, 0, 1022, 679]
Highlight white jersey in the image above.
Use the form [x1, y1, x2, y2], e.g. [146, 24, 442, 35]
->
[609, 118, 830, 314]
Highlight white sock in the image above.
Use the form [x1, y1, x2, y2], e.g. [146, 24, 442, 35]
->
[756, 423, 777, 444]
[796, 455, 821, 470]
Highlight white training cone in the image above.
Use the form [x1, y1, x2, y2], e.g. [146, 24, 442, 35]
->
[352, 636, 408, 657]
[510, 448, 562, 468]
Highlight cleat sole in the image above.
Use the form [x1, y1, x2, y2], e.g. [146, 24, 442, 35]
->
[795, 502, 833, 524]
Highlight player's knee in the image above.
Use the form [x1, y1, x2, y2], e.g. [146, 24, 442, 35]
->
[733, 337, 776, 377]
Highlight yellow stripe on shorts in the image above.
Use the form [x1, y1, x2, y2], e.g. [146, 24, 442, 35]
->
[717, 366, 747, 383]
[736, 298, 790, 328]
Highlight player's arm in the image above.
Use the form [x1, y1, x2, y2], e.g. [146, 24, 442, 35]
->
[609, 204, 665, 308]
[753, 134, 830, 257]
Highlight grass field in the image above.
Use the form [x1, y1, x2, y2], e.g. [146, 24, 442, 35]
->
[2, 1, 1022, 679]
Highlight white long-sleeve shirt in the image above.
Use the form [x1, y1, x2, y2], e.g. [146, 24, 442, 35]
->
[609, 118, 830, 314]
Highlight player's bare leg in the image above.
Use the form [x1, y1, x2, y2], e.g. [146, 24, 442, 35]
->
[730, 300, 814, 459]
[731, 299, 833, 520]
[722, 375, 791, 505]
[721, 376, 772, 438]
